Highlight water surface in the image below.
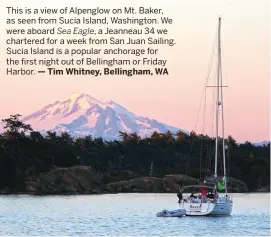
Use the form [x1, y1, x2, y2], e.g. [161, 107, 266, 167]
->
[0, 193, 270, 236]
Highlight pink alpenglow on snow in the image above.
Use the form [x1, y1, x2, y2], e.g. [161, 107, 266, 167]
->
[17, 93, 187, 140]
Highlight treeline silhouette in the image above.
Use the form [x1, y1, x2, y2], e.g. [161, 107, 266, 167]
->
[0, 114, 269, 192]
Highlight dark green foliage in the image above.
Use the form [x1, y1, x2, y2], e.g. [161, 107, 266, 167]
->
[0, 115, 269, 192]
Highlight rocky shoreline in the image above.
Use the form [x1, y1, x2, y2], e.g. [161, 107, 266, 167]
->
[1, 166, 269, 195]
[19, 165, 268, 195]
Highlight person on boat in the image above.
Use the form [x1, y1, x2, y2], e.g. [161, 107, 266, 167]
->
[217, 180, 226, 192]
[201, 187, 208, 201]
[190, 191, 196, 199]
[201, 187, 208, 196]
[206, 191, 215, 199]
[177, 191, 183, 203]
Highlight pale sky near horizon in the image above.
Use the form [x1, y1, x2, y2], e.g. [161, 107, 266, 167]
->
[0, 0, 269, 143]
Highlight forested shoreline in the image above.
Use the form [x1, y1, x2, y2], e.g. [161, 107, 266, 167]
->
[0, 114, 269, 193]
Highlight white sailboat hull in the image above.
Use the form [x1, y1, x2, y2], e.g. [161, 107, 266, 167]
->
[209, 200, 232, 216]
[182, 202, 216, 216]
[181, 199, 232, 216]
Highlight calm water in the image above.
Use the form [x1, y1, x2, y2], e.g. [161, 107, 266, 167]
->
[0, 193, 270, 236]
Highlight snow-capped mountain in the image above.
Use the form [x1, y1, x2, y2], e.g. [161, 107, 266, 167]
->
[252, 140, 270, 147]
[7, 93, 186, 140]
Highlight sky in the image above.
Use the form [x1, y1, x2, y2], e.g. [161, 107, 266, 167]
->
[0, 0, 269, 143]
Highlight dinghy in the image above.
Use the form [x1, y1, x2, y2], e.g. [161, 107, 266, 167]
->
[156, 208, 186, 217]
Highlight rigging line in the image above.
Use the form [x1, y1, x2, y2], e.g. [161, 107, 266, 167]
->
[206, 40, 217, 178]
[217, 21, 227, 183]
[204, 83, 215, 177]
[220, 45, 226, 178]
[227, 144, 230, 178]
[200, 137, 203, 180]
[202, 90, 207, 135]
[207, 140, 211, 175]
[205, 126, 213, 176]
[205, 74, 216, 144]
[205, 91, 211, 134]
[204, 68, 216, 139]
[207, 142, 214, 177]
[202, 30, 217, 140]
[193, 27, 218, 134]
[200, 64, 208, 180]
[211, 72, 216, 138]
[208, 76, 216, 177]
[220, 44, 231, 178]
[206, 144, 210, 177]
[204, 48, 217, 177]
[220, 150, 224, 175]
[200, 86, 208, 180]
[184, 27, 218, 175]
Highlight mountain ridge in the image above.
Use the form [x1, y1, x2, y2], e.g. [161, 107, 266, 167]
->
[1, 93, 268, 145]
[6, 93, 187, 140]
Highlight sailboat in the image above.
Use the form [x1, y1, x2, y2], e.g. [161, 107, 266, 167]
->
[178, 17, 233, 216]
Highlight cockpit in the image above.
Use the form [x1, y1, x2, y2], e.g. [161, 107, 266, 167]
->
[178, 185, 217, 204]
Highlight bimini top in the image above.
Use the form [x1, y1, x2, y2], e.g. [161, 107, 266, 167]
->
[180, 185, 215, 191]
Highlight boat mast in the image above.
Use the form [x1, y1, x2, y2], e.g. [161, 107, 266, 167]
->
[214, 17, 221, 177]
[219, 18, 227, 194]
